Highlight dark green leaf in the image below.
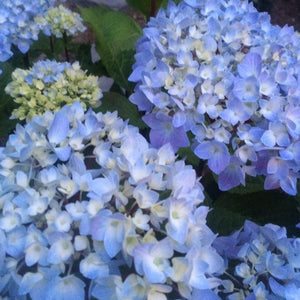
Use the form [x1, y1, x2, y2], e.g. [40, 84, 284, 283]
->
[29, 33, 66, 61]
[207, 207, 246, 236]
[178, 145, 200, 170]
[80, 6, 142, 92]
[228, 175, 265, 194]
[126, 0, 162, 19]
[0, 61, 18, 137]
[96, 92, 147, 129]
[75, 44, 107, 76]
[208, 190, 300, 236]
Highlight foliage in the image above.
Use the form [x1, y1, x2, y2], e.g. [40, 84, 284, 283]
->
[80, 6, 142, 92]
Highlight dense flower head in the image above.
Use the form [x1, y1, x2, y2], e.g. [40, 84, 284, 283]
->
[0, 101, 227, 299]
[129, 0, 300, 195]
[37, 4, 86, 38]
[214, 220, 300, 299]
[0, 0, 58, 58]
[0, 0, 64, 75]
[5, 59, 102, 121]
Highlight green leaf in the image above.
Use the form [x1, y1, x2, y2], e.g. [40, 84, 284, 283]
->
[96, 92, 147, 129]
[0, 61, 18, 137]
[29, 33, 68, 61]
[126, 0, 162, 19]
[208, 190, 300, 236]
[75, 44, 107, 77]
[178, 145, 200, 170]
[227, 175, 265, 194]
[80, 6, 142, 92]
[207, 207, 246, 236]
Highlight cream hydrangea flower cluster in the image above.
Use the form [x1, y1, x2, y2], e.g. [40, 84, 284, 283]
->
[5, 60, 102, 121]
[36, 4, 86, 38]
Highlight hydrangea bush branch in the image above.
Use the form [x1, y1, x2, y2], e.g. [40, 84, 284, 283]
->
[5, 60, 102, 121]
[129, 0, 300, 195]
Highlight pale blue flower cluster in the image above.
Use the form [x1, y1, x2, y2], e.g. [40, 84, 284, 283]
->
[214, 220, 300, 299]
[0, 0, 61, 75]
[0, 101, 228, 299]
[129, 0, 300, 195]
[0, 0, 57, 56]
[36, 4, 86, 38]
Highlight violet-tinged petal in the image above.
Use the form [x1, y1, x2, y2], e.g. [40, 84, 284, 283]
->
[260, 130, 276, 147]
[194, 141, 230, 174]
[218, 162, 245, 191]
[237, 52, 262, 78]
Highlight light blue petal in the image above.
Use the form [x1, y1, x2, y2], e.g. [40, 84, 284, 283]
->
[261, 130, 276, 147]
[17, 40, 30, 54]
[238, 52, 262, 78]
[48, 112, 69, 144]
[54, 146, 71, 162]
[19, 272, 43, 295]
[92, 276, 120, 300]
[48, 275, 85, 300]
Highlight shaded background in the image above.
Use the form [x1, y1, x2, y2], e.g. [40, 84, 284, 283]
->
[88, 0, 300, 31]
[262, 0, 300, 31]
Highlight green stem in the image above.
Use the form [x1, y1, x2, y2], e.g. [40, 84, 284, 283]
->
[63, 31, 70, 62]
[49, 35, 54, 54]
[150, 0, 156, 17]
[23, 52, 30, 69]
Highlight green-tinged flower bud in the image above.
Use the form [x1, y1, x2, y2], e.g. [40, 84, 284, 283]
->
[6, 60, 102, 121]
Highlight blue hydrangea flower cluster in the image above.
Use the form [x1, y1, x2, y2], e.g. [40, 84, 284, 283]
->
[214, 220, 300, 299]
[36, 4, 86, 38]
[0, 101, 228, 299]
[129, 0, 300, 195]
[0, 0, 61, 75]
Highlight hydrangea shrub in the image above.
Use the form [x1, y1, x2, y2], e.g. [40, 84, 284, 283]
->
[5, 60, 102, 121]
[129, 0, 300, 195]
[0, 0, 299, 299]
[0, 101, 229, 299]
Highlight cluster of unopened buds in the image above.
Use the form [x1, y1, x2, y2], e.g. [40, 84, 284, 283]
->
[5, 59, 102, 121]
[129, 0, 300, 195]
